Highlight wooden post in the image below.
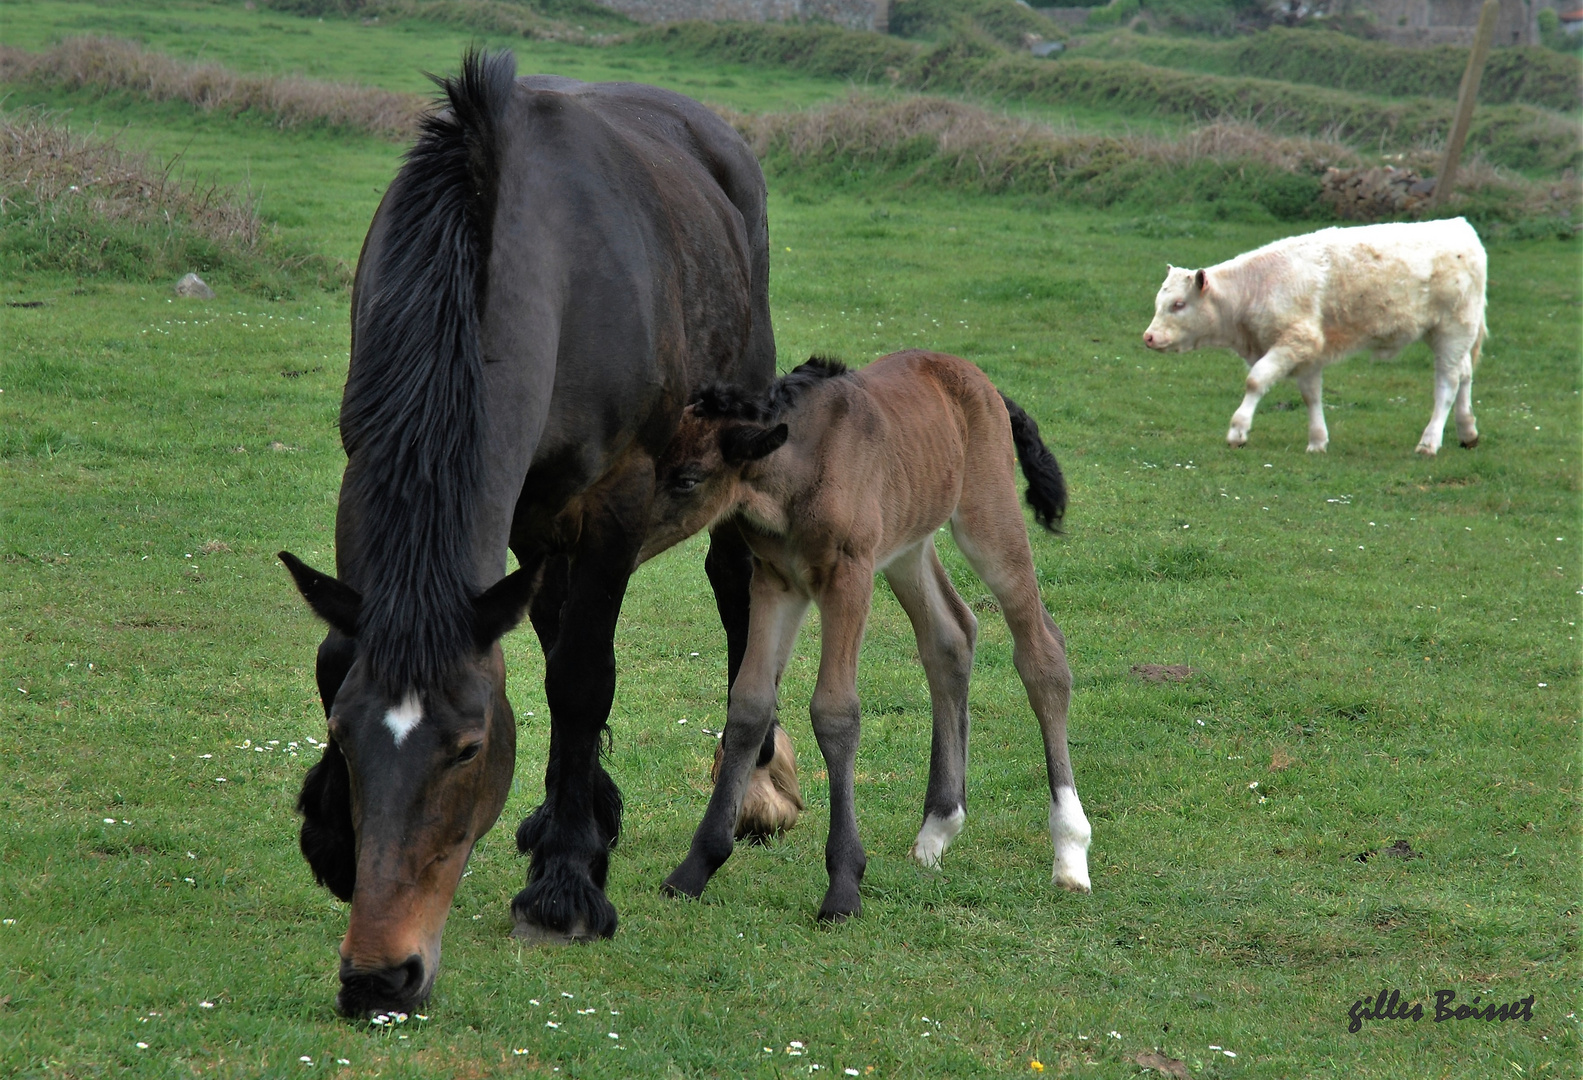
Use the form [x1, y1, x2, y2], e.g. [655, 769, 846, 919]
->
[1430, 0, 1500, 210]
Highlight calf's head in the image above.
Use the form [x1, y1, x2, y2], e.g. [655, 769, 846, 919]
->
[280, 551, 532, 1018]
[639, 398, 787, 562]
[1143, 265, 1212, 352]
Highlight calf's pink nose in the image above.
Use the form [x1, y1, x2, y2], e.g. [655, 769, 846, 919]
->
[1143, 331, 1155, 346]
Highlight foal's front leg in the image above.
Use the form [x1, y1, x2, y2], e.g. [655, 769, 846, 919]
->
[810, 558, 875, 922]
[663, 574, 809, 899]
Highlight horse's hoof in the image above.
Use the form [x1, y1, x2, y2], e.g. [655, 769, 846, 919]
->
[510, 917, 593, 946]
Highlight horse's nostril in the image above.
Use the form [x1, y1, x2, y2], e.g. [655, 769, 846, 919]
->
[336, 954, 429, 1017]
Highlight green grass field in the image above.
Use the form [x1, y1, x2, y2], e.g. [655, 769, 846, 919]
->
[1, 3, 1579, 1077]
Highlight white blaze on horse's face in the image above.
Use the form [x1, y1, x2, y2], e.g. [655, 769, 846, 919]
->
[1143, 265, 1210, 353]
[383, 693, 424, 748]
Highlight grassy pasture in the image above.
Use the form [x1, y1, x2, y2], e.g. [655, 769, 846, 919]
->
[2, 5, 1581, 1079]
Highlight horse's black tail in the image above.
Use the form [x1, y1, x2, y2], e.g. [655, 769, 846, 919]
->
[999, 393, 1067, 533]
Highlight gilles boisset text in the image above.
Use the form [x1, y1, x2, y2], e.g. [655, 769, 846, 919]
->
[1348, 989, 1535, 1033]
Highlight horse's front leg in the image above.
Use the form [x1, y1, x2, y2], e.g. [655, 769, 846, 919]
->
[664, 571, 809, 898]
[511, 516, 642, 944]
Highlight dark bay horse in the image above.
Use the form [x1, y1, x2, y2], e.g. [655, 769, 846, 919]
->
[639, 351, 1094, 921]
[278, 51, 786, 1016]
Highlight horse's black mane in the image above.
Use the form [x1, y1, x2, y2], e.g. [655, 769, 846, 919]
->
[337, 49, 517, 694]
[694, 355, 848, 422]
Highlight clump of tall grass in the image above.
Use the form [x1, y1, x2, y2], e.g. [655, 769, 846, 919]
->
[727, 93, 1575, 225]
[639, 22, 1582, 175]
[0, 108, 346, 292]
[1072, 27, 1583, 114]
[0, 37, 426, 138]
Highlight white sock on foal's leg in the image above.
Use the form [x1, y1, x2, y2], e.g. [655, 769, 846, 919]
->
[1049, 787, 1092, 893]
[910, 806, 966, 869]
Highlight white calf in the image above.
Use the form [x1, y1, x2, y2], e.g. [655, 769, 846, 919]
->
[1142, 218, 1488, 455]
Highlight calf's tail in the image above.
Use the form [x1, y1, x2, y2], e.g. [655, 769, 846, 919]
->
[999, 393, 1067, 533]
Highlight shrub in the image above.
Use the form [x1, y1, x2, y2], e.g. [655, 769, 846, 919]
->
[0, 108, 345, 293]
[889, 0, 1068, 46]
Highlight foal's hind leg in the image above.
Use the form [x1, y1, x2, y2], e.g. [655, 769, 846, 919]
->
[884, 539, 977, 868]
[950, 486, 1091, 893]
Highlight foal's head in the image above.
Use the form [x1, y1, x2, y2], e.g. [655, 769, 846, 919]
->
[279, 552, 532, 1017]
[639, 396, 788, 560]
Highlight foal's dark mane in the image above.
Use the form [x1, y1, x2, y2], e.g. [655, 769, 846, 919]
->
[694, 356, 848, 422]
[337, 49, 517, 694]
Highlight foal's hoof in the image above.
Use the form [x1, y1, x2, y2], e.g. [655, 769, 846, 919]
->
[660, 863, 708, 900]
[510, 917, 594, 946]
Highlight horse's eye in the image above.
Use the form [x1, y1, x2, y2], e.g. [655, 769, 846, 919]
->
[454, 743, 482, 765]
[670, 471, 701, 493]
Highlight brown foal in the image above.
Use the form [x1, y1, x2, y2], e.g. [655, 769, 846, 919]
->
[640, 350, 1093, 922]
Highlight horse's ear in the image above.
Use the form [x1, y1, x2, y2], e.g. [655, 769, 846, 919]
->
[473, 566, 536, 649]
[297, 740, 356, 902]
[279, 551, 361, 638]
[720, 422, 789, 466]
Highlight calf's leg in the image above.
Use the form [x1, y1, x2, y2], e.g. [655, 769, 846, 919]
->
[1228, 346, 1303, 448]
[883, 539, 977, 868]
[1296, 367, 1328, 453]
[1419, 327, 1480, 456]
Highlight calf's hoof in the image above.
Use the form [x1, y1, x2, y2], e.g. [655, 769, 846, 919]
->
[1460, 435, 1479, 449]
[1226, 435, 1248, 449]
[1306, 442, 1328, 454]
[1414, 442, 1439, 456]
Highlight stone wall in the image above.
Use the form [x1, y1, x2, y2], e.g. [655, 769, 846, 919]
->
[589, 0, 889, 32]
[1358, 0, 1557, 46]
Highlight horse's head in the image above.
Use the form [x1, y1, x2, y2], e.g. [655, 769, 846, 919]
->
[639, 400, 787, 562]
[279, 552, 531, 1018]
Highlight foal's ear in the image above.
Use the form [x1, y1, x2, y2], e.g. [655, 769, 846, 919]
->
[473, 566, 536, 649]
[298, 739, 356, 902]
[720, 422, 789, 466]
[279, 551, 361, 639]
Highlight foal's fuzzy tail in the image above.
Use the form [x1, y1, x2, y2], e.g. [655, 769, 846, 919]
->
[1000, 394, 1067, 533]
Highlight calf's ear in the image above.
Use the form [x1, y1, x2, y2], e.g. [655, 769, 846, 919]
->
[720, 422, 789, 466]
[1195, 269, 1208, 292]
[473, 566, 536, 649]
[298, 740, 356, 902]
[279, 551, 361, 639]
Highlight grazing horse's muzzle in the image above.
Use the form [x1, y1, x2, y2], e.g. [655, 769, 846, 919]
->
[336, 953, 431, 1018]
